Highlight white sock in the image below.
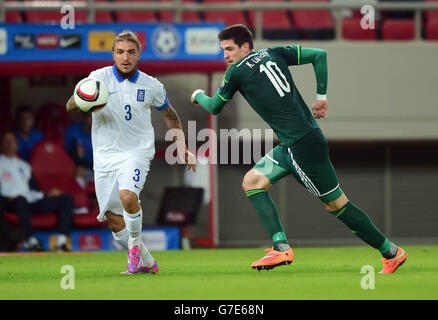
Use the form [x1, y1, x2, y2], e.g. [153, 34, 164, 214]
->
[112, 227, 155, 266]
[123, 208, 143, 247]
[139, 242, 155, 267]
[112, 228, 129, 250]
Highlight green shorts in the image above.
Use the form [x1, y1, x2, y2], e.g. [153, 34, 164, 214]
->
[253, 128, 342, 203]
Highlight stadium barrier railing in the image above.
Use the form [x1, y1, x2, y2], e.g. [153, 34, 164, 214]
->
[1, 1, 438, 40]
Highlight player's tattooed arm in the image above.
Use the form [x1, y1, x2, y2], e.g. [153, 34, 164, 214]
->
[66, 95, 80, 112]
[160, 103, 197, 172]
[160, 103, 183, 131]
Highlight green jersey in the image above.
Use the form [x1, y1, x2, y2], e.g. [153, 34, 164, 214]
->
[196, 45, 328, 147]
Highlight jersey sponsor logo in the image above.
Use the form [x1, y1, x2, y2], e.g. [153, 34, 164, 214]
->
[152, 25, 180, 59]
[137, 89, 145, 102]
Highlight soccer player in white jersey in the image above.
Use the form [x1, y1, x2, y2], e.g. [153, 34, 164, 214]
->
[66, 30, 196, 274]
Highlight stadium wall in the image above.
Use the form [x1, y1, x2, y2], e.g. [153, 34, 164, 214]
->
[237, 40, 438, 141]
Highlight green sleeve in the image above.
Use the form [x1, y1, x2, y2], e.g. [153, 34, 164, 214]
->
[299, 47, 328, 95]
[270, 46, 328, 95]
[195, 91, 227, 115]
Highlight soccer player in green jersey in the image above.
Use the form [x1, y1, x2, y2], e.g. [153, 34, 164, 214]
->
[190, 24, 407, 273]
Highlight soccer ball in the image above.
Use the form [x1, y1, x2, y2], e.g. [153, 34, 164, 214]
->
[74, 78, 109, 112]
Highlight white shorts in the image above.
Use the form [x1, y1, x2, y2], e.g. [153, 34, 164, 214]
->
[94, 158, 151, 222]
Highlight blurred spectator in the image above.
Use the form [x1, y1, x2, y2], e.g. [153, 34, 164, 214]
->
[0, 106, 14, 133]
[13, 105, 44, 162]
[0, 130, 73, 252]
[0, 196, 25, 252]
[64, 112, 94, 189]
[36, 102, 71, 146]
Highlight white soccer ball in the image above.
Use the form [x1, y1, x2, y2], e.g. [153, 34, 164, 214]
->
[74, 78, 109, 112]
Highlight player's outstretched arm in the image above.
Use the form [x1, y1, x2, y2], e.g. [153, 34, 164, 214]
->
[160, 103, 196, 172]
[66, 95, 80, 112]
[296, 47, 329, 118]
[299, 47, 328, 101]
[190, 89, 227, 115]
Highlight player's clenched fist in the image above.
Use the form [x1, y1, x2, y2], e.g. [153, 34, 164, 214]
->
[191, 89, 205, 106]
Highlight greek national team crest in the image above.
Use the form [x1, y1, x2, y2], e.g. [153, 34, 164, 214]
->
[152, 25, 181, 59]
[137, 89, 145, 102]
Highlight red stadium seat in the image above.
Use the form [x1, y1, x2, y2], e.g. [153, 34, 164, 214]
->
[342, 17, 377, 40]
[4, 211, 58, 229]
[36, 103, 70, 147]
[203, 0, 248, 27]
[382, 19, 415, 40]
[290, 0, 335, 39]
[4, 140, 102, 230]
[72, 211, 105, 228]
[114, 0, 157, 23]
[426, 19, 438, 40]
[74, 0, 114, 23]
[23, 0, 63, 24]
[29, 141, 86, 207]
[247, 0, 295, 39]
[4, 0, 23, 23]
[158, 0, 201, 23]
[6, 11, 23, 23]
[424, 0, 438, 24]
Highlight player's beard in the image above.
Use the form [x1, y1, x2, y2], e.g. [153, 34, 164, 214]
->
[115, 64, 137, 79]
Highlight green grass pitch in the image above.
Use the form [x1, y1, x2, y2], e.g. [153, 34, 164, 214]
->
[1, 245, 437, 300]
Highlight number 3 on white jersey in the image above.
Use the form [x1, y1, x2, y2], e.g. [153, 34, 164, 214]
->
[259, 61, 290, 97]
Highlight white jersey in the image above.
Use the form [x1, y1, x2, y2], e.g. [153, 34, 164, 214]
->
[88, 66, 169, 172]
[0, 155, 44, 203]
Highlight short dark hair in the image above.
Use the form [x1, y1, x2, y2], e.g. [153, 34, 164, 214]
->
[15, 105, 34, 121]
[0, 128, 15, 142]
[218, 24, 254, 50]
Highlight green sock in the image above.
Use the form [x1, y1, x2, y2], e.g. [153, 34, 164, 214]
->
[246, 189, 290, 251]
[331, 201, 390, 254]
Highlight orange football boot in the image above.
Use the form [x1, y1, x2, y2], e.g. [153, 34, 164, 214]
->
[251, 247, 294, 271]
[380, 247, 407, 274]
